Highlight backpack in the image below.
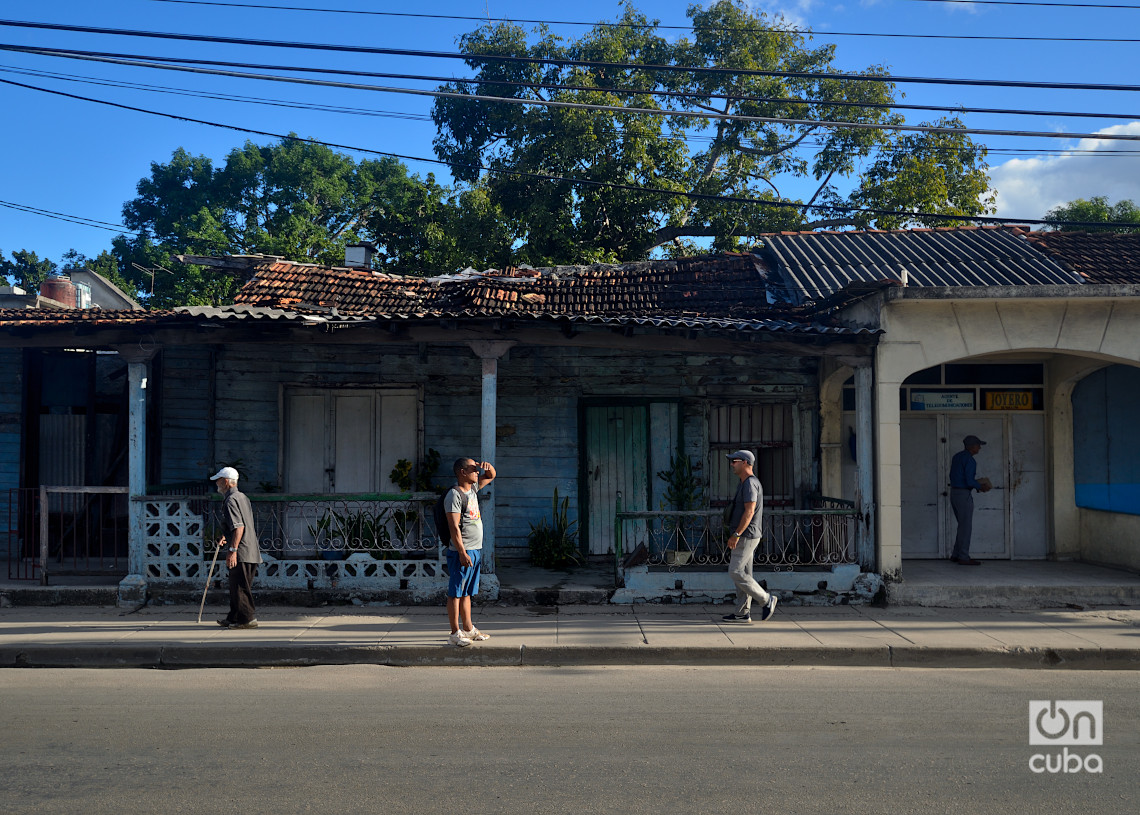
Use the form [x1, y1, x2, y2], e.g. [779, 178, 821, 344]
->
[433, 488, 471, 547]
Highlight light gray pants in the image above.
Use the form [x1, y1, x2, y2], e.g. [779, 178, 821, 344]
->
[950, 488, 974, 560]
[728, 535, 770, 615]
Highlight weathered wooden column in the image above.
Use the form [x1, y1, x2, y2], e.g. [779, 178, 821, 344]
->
[114, 344, 158, 607]
[853, 362, 876, 571]
[467, 340, 515, 580]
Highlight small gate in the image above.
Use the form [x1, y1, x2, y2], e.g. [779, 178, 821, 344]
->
[4, 486, 129, 583]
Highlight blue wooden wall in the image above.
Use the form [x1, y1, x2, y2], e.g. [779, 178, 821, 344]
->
[157, 341, 818, 557]
[0, 348, 22, 538]
[1073, 364, 1140, 516]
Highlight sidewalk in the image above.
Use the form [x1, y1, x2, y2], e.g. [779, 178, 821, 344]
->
[3, 602, 1139, 670]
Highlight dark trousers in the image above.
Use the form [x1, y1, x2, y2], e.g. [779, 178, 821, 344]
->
[950, 488, 974, 560]
[227, 562, 258, 624]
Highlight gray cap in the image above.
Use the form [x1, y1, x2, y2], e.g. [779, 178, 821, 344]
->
[962, 435, 986, 447]
[725, 449, 756, 466]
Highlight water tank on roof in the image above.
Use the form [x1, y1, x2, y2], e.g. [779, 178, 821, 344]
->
[40, 275, 78, 307]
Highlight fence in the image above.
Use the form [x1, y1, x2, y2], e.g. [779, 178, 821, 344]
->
[5, 486, 129, 582]
[615, 497, 858, 575]
[141, 493, 446, 589]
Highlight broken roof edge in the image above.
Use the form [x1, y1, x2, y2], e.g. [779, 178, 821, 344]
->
[179, 251, 768, 286]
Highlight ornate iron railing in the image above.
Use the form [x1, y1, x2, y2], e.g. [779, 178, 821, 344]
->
[615, 499, 858, 573]
[140, 493, 446, 588]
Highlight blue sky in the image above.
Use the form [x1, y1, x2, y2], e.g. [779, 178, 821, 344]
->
[1, 0, 1138, 269]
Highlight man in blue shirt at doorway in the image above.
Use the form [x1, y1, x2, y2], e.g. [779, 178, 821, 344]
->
[949, 435, 992, 565]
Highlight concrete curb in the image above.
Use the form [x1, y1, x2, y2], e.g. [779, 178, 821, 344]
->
[3, 643, 1138, 670]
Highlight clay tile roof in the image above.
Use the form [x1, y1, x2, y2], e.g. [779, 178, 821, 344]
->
[1023, 231, 1140, 285]
[232, 253, 794, 322]
[0, 308, 192, 328]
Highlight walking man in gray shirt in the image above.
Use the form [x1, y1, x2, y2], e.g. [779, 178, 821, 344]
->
[210, 466, 263, 629]
[721, 450, 778, 624]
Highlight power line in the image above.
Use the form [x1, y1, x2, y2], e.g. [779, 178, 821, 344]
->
[16, 48, 1140, 143]
[0, 64, 433, 123]
[902, 0, 1140, 8]
[7, 62, 1138, 162]
[7, 44, 1140, 123]
[0, 198, 134, 233]
[9, 63, 1138, 164]
[4, 18, 1140, 93]
[139, 0, 1140, 42]
[2, 75, 1135, 231]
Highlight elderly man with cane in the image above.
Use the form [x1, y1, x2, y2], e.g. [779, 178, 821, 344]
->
[210, 466, 263, 629]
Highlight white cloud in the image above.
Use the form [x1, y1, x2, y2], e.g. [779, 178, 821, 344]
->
[764, 1, 821, 29]
[989, 122, 1140, 221]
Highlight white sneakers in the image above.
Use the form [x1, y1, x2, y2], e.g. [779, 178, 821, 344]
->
[448, 630, 472, 647]
[449, 627, 490, 646]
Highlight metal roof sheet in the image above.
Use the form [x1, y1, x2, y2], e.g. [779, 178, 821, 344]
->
[757, 226, 1082, 302]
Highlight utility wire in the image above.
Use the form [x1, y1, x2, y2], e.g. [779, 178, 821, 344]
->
[902, 0, 1140, 9]
[5, 63, 1136, 160]
[6, 44, 1140, 122]
[2, 75, 1135, 230]
[14, 48, 1140, 142]
[4, 19, 1140, 92]
[0, 198, 135, 233]
[139, 0, 1140, 42]
[0, 64, 434, 122]
[8, 63, 1136, 163]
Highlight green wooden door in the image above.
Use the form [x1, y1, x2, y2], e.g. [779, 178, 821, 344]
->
[585, 406, 649, 556]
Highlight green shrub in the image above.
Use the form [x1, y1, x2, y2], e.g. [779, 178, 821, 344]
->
[528, 488, 581, 569]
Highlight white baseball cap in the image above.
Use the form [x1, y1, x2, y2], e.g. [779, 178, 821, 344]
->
[209, 466, 239, 481]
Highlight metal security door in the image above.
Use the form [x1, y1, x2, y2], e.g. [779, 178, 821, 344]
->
[947, 416, 1008, 558]
[901, 417, 941, 558]
[584, 406, 649, 556]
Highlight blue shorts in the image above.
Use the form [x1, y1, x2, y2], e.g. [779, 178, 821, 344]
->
[446, 548, 482, 598]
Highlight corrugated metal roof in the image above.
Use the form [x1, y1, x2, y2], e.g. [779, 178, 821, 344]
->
[757, 226, 1082, 303]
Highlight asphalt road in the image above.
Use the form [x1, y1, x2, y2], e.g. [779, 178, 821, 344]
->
[1, 666, 1137, 814]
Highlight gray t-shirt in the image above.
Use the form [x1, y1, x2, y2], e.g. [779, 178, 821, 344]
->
[729, 476, 764, 540]
[222, 488, 263, 564]
[445, 486, 482, 551]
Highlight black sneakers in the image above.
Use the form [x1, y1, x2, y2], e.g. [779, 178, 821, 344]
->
[760, 595, 779, 622]
[722, 612, 752, 623]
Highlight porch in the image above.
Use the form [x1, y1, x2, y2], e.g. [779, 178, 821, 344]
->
[888, 559, 1140, 608]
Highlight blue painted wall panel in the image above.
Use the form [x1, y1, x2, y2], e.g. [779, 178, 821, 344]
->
[0, 349, 22, 541]
[1073, 365, 1140, 516]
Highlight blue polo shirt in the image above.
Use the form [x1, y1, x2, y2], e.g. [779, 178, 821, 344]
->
[949, 449, 982, 490]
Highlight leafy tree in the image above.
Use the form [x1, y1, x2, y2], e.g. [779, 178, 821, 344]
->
[0, 249, 57, 289]
[432, 0, 995, 263]
[116, 136, 512, 306]
[1043, 197, 1140, 233]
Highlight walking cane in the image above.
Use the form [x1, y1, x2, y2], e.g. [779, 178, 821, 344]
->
[197, 540, 224, 624]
